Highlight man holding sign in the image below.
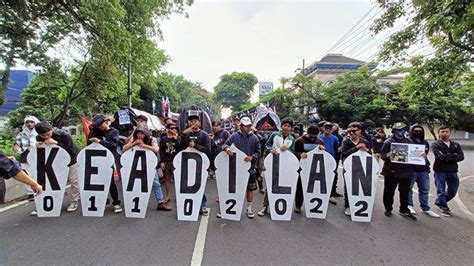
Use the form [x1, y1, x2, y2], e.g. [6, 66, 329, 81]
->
[380, 122, 416, 220]
[35, 122, 80, 213]
[222, 117, 261, 219]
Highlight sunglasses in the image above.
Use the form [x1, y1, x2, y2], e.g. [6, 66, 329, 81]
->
[347, 129, 358, 133]
[168, 127, 177, 130]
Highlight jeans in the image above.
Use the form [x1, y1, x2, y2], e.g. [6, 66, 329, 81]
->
[408, 171, 431, 211]
[153, 171, 165, 204]
[434, 172, 459, 208]
[201, 194, 207, 210]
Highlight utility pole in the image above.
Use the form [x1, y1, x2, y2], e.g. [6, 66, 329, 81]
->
[127, 61, 132, 108]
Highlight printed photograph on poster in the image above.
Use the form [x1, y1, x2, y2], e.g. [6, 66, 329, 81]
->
[390, 143, 426, 165]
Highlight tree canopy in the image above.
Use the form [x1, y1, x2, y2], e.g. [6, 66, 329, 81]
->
[212, 72, 258, 112]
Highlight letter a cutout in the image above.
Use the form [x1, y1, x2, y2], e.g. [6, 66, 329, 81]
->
[299, 149, 336, 219]
[121, 147, 158, 218]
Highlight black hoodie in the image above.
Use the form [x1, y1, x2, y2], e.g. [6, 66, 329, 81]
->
[408, 125, 430, 173]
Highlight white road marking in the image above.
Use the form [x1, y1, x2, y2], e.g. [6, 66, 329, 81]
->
[0, 200, 29, 213]
[191, 208, 210, 266]
[0, 184, 72, 213]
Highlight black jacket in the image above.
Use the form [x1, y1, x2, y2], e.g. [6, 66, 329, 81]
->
[431, 140, 464, 172]
[211, 129, 231, 156]
[381, 137, 413, 179]
[0, 151, 21, 179]
[159, 135, 181, 163]
[37, 128, 78, 166]
[340, 136, 371, 162]
[294, 135, 324, 160]
[408, 125, 430, 173]
[371, 134, 386, 154]
[180, 129, 210, 155]
[88, 126, 120, 156]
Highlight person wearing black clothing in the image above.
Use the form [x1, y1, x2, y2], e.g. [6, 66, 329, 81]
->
[209, 120, 230, 179]
[1, 151, 43, 198]
[294, 125, 325, 213]
[331, 123, 343, 197]
[340, 122, 371, 216]
[88, 115, 123, 213]
[431, 125, 464, 217]
[159, 122, 181, 204]
[180, 111, 211, 216]
[371, 128, 386, 164]
[380, 122, 416, 220]
[407, 125, 440, 218]
[35, 121, 80, 213]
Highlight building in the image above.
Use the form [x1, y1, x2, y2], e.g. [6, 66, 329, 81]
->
[0, 70, 34, 116]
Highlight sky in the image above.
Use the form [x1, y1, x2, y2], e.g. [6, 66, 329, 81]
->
[158, 0, 373, 94]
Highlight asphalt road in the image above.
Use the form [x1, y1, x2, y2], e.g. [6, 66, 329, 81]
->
[1, 151, 473, 265]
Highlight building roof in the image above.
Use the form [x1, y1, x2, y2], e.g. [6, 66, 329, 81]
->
[318, 54, 365, 64]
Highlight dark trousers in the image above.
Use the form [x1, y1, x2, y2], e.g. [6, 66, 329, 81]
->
[295, 176, 304, 208]
[109, 176, 121, 205]
[383, 175, 410, 213]
[331, 154, 341, 196]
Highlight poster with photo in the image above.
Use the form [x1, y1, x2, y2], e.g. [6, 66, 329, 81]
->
[390, 143, 426, 165]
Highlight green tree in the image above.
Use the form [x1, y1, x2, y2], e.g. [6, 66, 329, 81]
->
[0, 0, 192, 104]
[372, 0, 473, 63]
[399, 50, 473, 138]
[317, 66, 386, 128]
[213, 72, 258, 112]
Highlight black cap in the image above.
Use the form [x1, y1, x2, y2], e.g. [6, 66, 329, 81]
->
[318, 120, 327, 127]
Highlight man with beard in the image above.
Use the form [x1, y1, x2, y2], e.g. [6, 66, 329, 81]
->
[380, 122, 416, 220]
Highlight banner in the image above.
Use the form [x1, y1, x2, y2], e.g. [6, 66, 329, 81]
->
[173, 148, 210, 221]
[264, 151, 299, 221]
[299, 149, 336, 219]
[26, 145, 71, 217]
[390, 143, 426, 165]
[77, 143, 115, 217]
[120, 147, 158, 218]
[343, 151, 379, 222]
[215, 144, 251, 221]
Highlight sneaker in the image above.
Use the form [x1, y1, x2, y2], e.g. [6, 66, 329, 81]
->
[294, 207, 302, 213]
[216, 212, 221, 218]
[30, 210, 37, 216]
[259, 188, 265, 194]
[200, 208, 209, 216]
[334, 192, 343, 197]
[384, 211, 392, 217]
[246, 207, 255, 219]
[422, 210, 441, 218]
[257, 206, 267, 217]
[329, 197, 337, 205]
[344, 208, 351, 216]
[113, 204, 123, 213]
[439, 208, 451, 217]
[67, 201, 79, 212]
[408, 205, 417, 215]
[157, 203, 172, 211]
[399, 212, 417, 220]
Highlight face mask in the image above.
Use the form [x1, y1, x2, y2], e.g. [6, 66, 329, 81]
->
[412, 131, 423, 138]
[394, 130, 405, 138]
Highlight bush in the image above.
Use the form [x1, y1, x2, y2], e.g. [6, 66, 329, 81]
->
[0, 134, 18, 158]
[72, 134, 86, 150]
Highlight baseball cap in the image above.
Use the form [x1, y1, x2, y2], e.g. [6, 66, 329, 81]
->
[187, 110, 201, 120]
[392, 122, 407, 130]
[240, 117, 252, 126]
